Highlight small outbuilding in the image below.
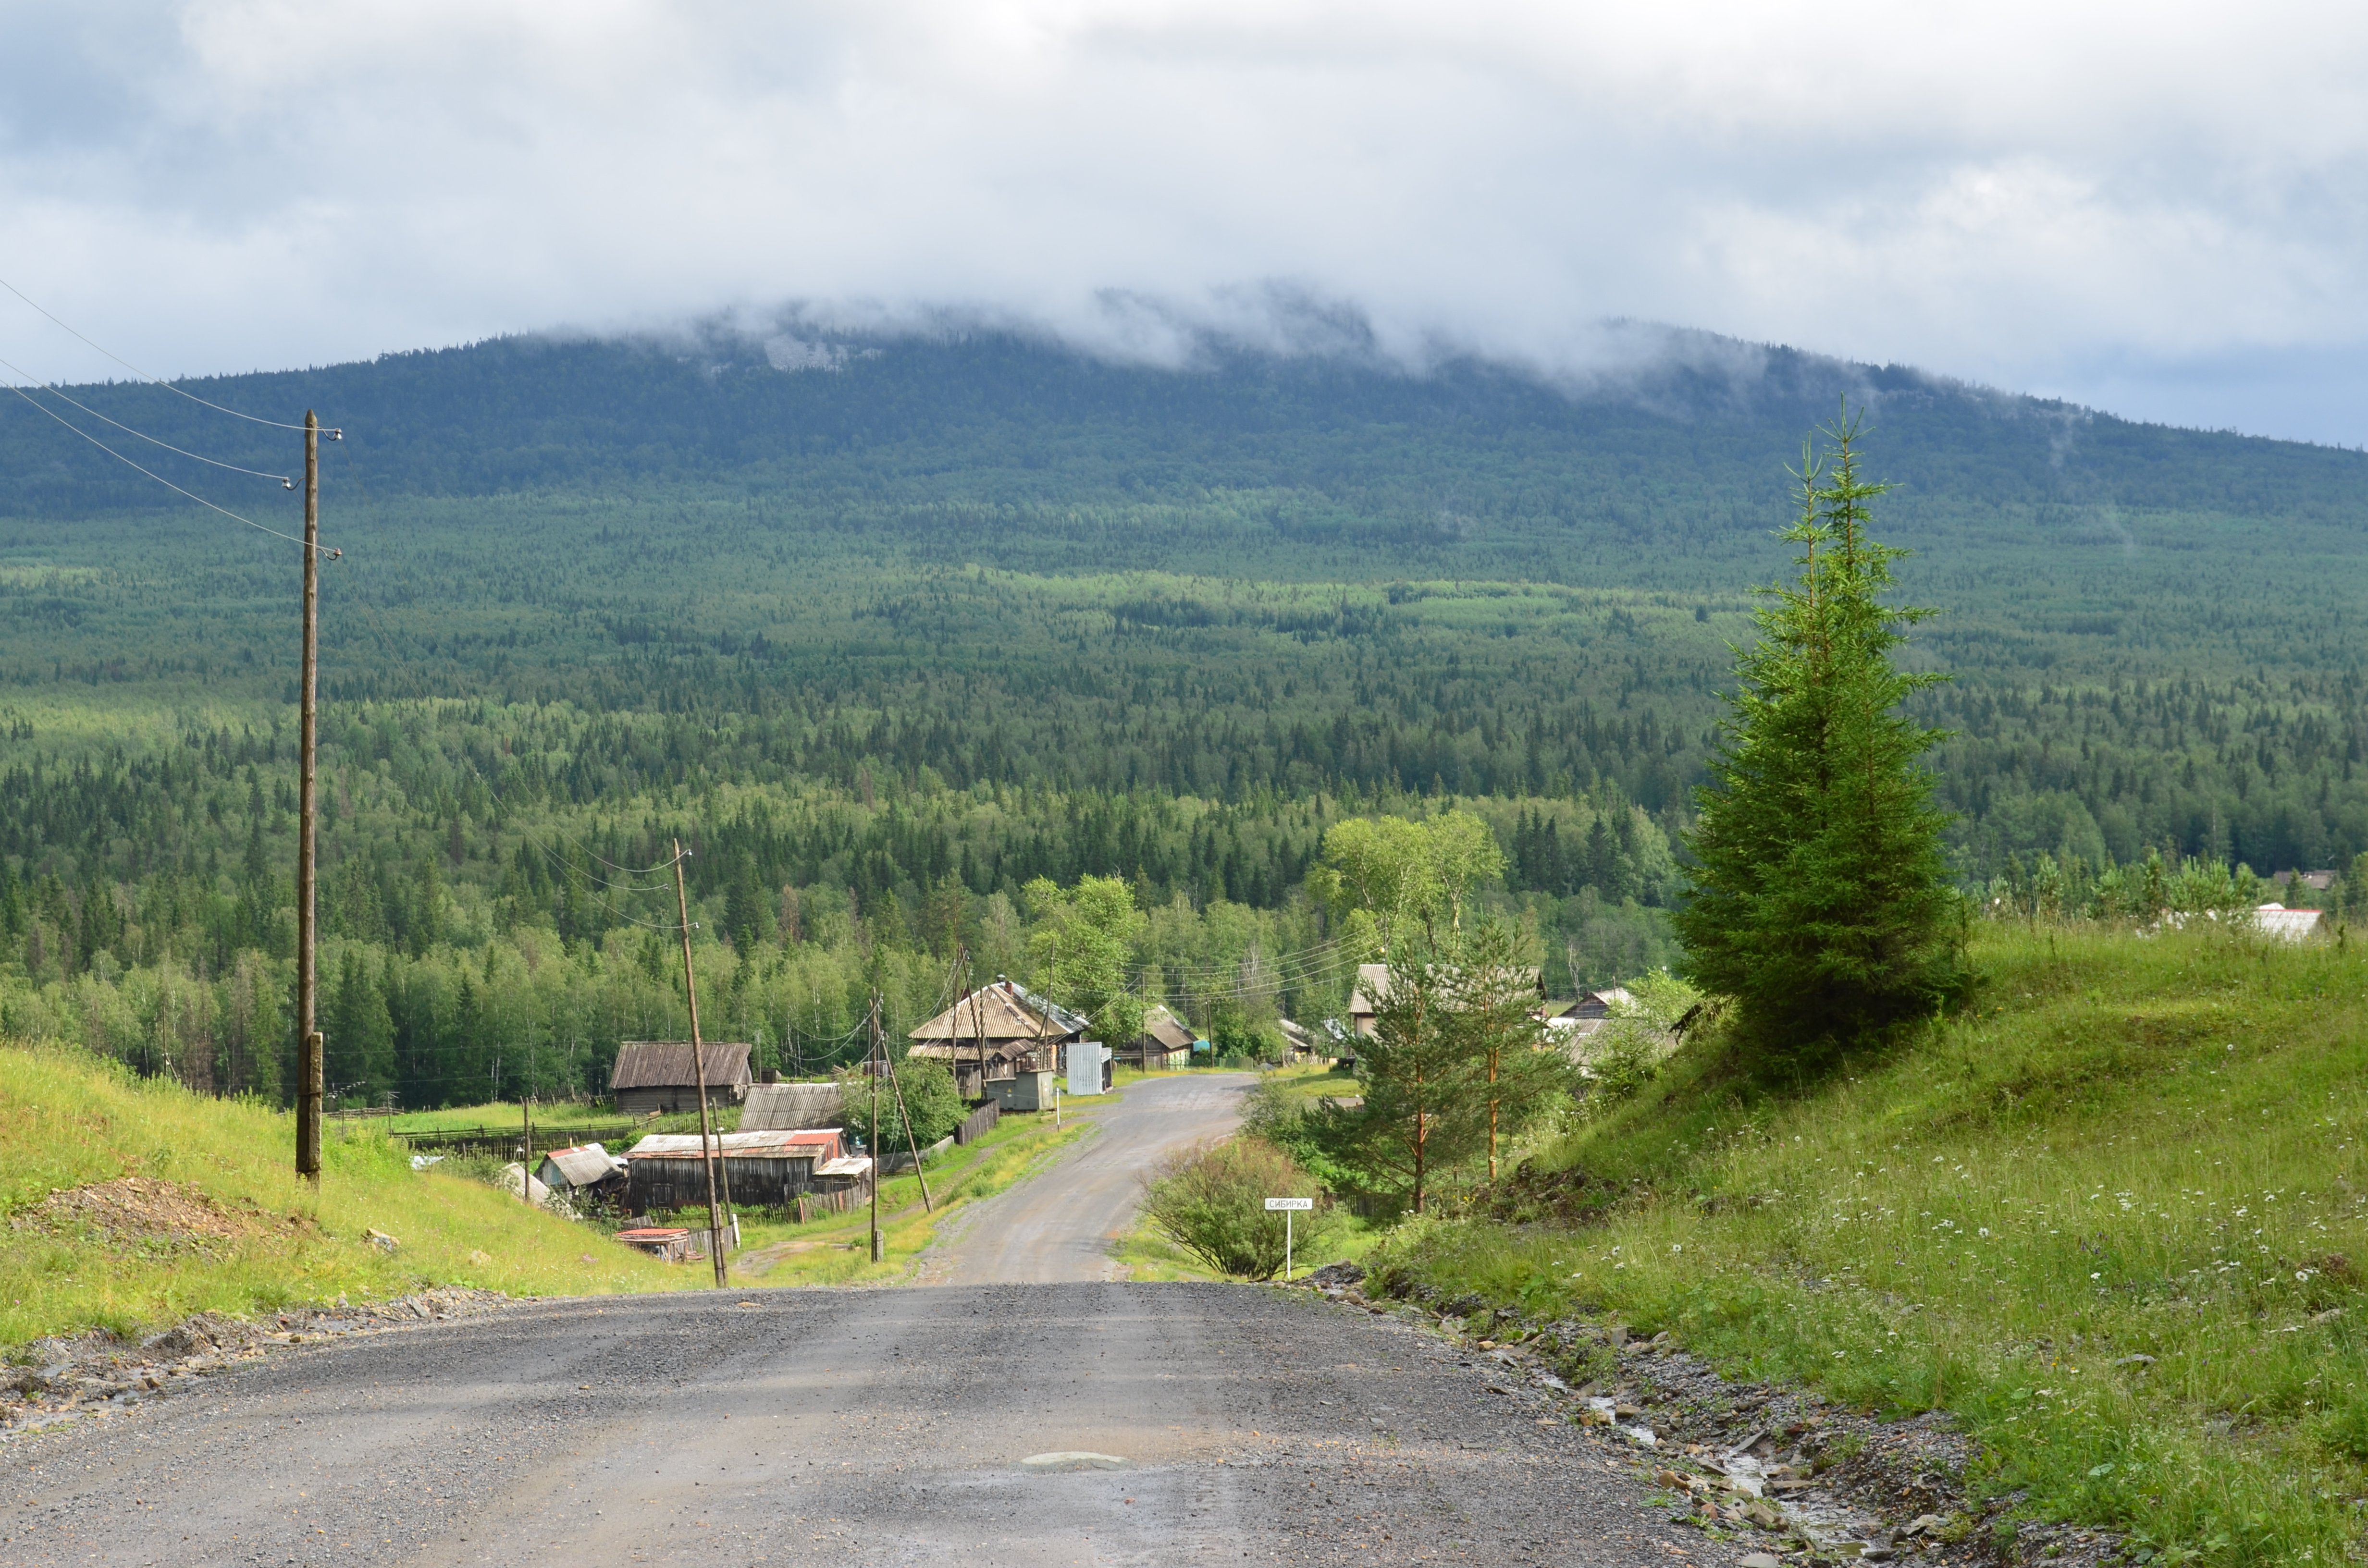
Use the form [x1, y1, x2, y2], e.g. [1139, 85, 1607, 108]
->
[1068, 1041, 1112, 1096]
[607, 1041, 754, 1116]
[536, 1142, 628, 1202]
[1278, 1018, 1332, 1065]
[986, 1069, 1060, 1113]
[624, 1127, 851, 1214]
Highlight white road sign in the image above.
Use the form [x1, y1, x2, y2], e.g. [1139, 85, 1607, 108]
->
[1265, 1196, 1314, 1279]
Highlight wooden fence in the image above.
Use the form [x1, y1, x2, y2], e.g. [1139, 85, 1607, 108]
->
[389, 1124, 639, 1160]
[792, 1184, 870, 1224]
[953, 1101, 999, 1146]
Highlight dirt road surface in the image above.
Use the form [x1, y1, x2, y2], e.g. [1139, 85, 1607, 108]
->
[919, 1071, 1255, 1286]
[0, 1285, 1745, 1567]
[0, 1075, 1738, 1566]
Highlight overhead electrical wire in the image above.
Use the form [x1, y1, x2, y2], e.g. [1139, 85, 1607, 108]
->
[0, 373, 338, 557]
[0, 272, 335, 434]
[0, 350, 296, 486]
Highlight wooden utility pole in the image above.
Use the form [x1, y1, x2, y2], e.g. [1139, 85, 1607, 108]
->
[671, 839, 730, 1288]
[521, 1095, 534, 1205]
[867, 991, 883, 1264]
[295, 411, 322, 1186]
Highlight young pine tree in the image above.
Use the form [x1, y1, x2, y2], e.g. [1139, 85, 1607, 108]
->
[1675, 414, 1963, 1059]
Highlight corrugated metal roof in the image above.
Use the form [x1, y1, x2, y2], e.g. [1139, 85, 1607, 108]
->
[538, 1143, 626, 1187]
[1144, 1007, 1198, 1051]
[626, 1129, 840, 1160]
[608, 1041, 754, 1091]
[815, 1156, 873, 1179]
[740, 1081, 844, 1130]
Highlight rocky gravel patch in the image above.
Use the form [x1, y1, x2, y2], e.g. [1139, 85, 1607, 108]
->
[0, 1286, 513, 1446]
[1312, 1262, 2126, 1568]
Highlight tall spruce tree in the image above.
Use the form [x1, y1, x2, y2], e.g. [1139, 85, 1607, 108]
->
[1675, 414, 1962, 1057]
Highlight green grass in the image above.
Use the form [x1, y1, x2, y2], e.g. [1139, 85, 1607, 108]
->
[0, 1044, 695, 1350]
[1369, 924, 2368, 1566]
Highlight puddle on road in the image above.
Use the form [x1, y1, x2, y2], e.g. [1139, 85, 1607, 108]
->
[1017, 1451, 1134, 1471]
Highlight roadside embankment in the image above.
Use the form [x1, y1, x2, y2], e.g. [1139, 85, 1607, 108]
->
[1369, 924, 2368, 1565]
[0, 1042, 690, 1356]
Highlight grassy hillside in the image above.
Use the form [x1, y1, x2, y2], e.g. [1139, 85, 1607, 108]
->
[0, 1042, 691, 1349]
[1369, 925, 2368, 1564]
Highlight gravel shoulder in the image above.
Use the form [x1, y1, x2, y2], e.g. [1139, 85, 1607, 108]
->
[0, 1281, 1754, 1567]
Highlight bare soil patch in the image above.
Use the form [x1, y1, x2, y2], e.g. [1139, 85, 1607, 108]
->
[10, 1177, 256, 1252]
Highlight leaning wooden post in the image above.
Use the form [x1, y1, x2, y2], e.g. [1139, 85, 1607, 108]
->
[672, 839, 729, 1288]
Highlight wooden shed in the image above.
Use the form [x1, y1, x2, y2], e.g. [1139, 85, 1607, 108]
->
[607, 1041, 753, 1116]
[625, 1128, 850, 1215]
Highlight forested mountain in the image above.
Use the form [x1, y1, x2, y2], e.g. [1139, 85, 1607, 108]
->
[0, 319, 2361, 1106]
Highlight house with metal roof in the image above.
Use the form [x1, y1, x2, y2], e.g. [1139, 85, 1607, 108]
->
[906, 979, 1088, 1097]
[607, 1041, 753, 1116]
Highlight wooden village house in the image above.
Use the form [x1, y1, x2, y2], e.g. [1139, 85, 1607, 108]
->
[607, 1041, 753, 1116]
[906, 979, 1089, 1100]
[1131, 1004, 1197, 1071]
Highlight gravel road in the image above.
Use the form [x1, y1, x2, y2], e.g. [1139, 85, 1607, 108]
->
[918, 1072, 1256, 1286]
[0, 1284, 1748, 1567]
[0, 1075, 1742, 1566]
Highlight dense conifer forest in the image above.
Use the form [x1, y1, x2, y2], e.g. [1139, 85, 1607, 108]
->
[0, 322, 2362, 1106]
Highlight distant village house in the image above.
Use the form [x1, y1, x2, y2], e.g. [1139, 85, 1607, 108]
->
[607, 1041, 753, 1116]
[907, 979, 1088, 1099]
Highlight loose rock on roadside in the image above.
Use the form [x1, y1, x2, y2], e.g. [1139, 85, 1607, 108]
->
[0, 1286, 512, 1444]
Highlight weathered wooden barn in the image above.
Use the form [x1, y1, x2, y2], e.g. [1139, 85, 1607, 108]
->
[624, 1128, 857, 1214]
[607, 1041, 753, 1116]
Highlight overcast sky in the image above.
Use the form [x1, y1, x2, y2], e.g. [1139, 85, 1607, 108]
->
[1, 1, 2362, 445]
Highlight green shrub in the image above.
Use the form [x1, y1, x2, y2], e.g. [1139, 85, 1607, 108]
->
[1140, 1136, 1332, 1280]
[838, 1056, 966, 1152]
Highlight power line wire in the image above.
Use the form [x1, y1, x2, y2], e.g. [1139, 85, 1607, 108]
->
[0, 351, 296, 487]
[0, 374, 338, 557]
[0, 272, 334, 434]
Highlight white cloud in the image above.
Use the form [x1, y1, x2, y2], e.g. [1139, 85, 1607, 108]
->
[0, 0, 2363, 441]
